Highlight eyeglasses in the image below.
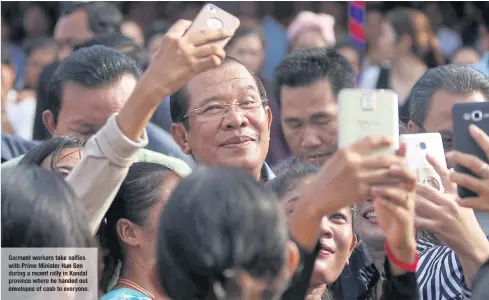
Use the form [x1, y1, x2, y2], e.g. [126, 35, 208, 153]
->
[181, 99, 268, 122]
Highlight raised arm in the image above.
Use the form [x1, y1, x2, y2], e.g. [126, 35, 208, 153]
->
[66, 20, 231, 235]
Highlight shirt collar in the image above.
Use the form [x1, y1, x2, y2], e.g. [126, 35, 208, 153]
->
[261, 162, 276, 182]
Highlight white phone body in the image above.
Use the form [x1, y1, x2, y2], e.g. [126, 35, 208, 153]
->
[338, 89, 399, 156]
[400, 133, 447, 192]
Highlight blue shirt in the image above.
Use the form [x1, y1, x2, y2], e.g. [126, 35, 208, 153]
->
[474, 52, 489, 78]
[99, 288, 151, 300]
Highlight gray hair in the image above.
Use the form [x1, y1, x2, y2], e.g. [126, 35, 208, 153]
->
[408, 65, 489, 126]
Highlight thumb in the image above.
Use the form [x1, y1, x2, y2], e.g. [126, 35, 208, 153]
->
[165, 19, 193, 39]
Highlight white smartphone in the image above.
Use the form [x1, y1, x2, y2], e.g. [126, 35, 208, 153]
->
[338, 89, 399, 156]
[400, 133, 447, 192]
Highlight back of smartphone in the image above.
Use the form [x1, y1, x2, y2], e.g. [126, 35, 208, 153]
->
[186, 4, 240, 48]
[452, 102, 489, 198]
[400, 133, 447, 192]
[338, 89, 399, 156]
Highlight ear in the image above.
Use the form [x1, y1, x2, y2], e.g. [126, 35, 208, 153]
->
[42, 110, 57, 136]
[345, 234, 358, 265]
[171, 123, 192, 155]
[407, 120, 421, 133]
[265, 106, 273, 133]
[116, 218, 140, 248]
[285, 240, 300, 279]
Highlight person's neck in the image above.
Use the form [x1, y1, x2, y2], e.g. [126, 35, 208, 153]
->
[306, 284, 327, 300]
[366, 244, 386, 272]
[118, 259, 166, 299]
[391, 54, 426, 80]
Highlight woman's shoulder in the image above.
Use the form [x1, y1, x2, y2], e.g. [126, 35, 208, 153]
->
[99, 288, 152, 300]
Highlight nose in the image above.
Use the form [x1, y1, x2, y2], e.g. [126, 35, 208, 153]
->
[300, 126, 322, 149]
[222, 105, 249, 129]
[320, 217, 334, 239]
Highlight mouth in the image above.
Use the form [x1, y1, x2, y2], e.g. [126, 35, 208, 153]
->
[304, 152, 333, 163]
[319, 243, 336, 258]
[362, 210, 378, 224]
[220, 135, 256, 147]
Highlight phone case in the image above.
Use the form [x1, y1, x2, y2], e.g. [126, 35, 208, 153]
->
[186, 4, 240, 48]
[338, 89, 399, 156]
[400, 133, 447, 192]
[452, 102, 489, 198]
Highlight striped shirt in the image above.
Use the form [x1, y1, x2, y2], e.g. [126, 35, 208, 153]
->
[358, 239, 471, 300]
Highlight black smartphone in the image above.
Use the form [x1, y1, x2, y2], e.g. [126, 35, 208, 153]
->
[452, 102, 489, 198]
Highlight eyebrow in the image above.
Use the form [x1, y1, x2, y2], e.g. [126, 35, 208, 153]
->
[196, 85, 260, 107]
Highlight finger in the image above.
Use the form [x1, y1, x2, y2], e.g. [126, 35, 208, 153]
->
[388, 165, 417, 188]
[414, 216, 438, 231]
[374, 196, 411, 222]
[446, 151, 487, 178]
[396, 142, 407, 157]
[416, 183, 449, 206]
[458, 197, 489, 213]
[165, 19, 193, 38]
[192, 44, 226, 60]
[185, 29, 232, 47]
[359, 169, 392, 184]
[349, 136, 394, 154]
[193, 55, 224, 73]
[469, 124, 489, 159]
[372, 187, 413, 209]
[360, 154, 405, 169]
[426, 153, 456, 193]
[450, 172, 488, 194]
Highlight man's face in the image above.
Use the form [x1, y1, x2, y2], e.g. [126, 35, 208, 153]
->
[45, 74, 137, 138]
[54, 9, 93, 60]
[408, 89, 487, 157]
[173, 62, 272, 172]
[281, 79, 338, 165]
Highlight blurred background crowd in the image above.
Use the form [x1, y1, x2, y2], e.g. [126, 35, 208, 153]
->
[1, 1, 489, 165]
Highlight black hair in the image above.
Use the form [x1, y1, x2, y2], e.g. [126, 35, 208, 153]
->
[74, 32, 149, 71]
[23, 37, 58, 58]
[32, 61, 60, 141]
[156, 166, 288, 299]
[60, 2, 123, 34]
[268, 163, 321, 199]
[408, 64, 489, 127]
[385, 8, 444, 68]
[274, 47, 356, 106]
[170, 56, 268, 130]
[47, 45, 141, 122]
[99, 162, 179, 292]
[19, 136, 85, 171]
[332, 42, 363, 62]
[1, 166, 94, 248]
[225, 25, 265, 50]
[144, 21, 171, 48]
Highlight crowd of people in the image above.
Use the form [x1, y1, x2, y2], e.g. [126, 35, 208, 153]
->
[1, 1, 489, 300]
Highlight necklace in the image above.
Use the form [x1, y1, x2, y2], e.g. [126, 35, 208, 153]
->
[118, 278, 155, 299]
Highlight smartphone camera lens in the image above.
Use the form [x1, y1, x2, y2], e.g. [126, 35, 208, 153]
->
[208, 5, 218, 12]
[419, 142, 427, 150]
[472, 110, 483, 122]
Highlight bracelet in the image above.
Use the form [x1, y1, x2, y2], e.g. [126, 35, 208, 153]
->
[384, 241, 419, 272]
